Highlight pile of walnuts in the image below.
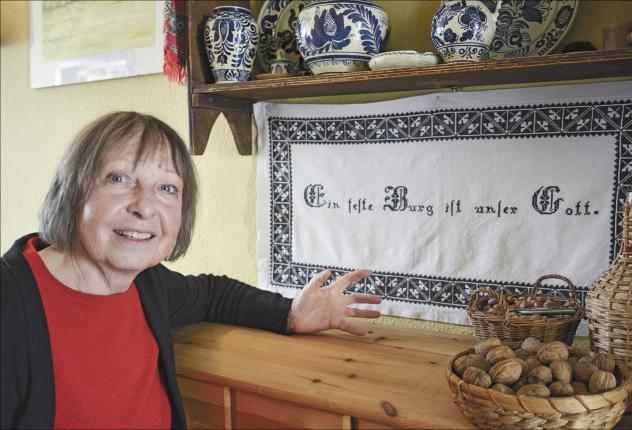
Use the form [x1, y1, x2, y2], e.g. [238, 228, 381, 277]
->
[476, 294, 577, 321]
[453, 337, 621, 397]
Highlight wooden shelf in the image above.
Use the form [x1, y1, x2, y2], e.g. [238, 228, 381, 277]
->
[185, 1, 632, 155]
[193, 49, 632, 102]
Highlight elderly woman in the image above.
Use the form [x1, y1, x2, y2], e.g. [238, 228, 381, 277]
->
[1, 112, 381, 429]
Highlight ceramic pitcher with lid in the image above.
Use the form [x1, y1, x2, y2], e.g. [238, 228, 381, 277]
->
[431, 0, 502, 64]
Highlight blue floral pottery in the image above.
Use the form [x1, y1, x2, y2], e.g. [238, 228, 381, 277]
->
[431, 0, 501, 64]
[295, 0, 389, 75]
[270, 49, 297, 75]
[205, 6, 259, 83]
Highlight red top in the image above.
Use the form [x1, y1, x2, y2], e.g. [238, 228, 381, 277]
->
[23, 237, 171, 429]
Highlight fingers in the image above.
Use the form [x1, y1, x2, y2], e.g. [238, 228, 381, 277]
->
[333, 269, 373, 292]
[345, 307, 381, 319]
[337, 319, 367, 336]
[305, 269, 332, 290]
[345, 293, 382, 305]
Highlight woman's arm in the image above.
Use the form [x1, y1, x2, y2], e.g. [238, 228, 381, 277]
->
[141, 264, 293, 332]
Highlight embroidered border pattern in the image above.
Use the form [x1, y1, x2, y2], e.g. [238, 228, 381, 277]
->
[268, 101, 632, 307]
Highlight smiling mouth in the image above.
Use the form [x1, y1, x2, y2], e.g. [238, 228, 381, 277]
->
[114, 230, 154, 240]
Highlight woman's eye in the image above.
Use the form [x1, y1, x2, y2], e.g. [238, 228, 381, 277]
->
[161, 184, 178, 194]
[107, 173, 125, 183]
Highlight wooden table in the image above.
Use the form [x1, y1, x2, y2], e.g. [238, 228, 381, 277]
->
[172, 321, 632, 429]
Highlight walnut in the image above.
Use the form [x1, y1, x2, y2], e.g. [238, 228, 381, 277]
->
[549, 381, 574, 397]
[514, 348, 533, 359]
[536, 341, 569, 364]
[578, 355, 594, 364]
[474, 338, 502, 357]
[454, 353, 490, 376]
[591, 353, 616, 373]
[549, 360, 572, 384]
[514, 357, 529, 377]
[517, 383, 551, 398]
[521, 337, 542, 355]
[486, 345, 516, 366]
[523, 356, 542, 376]
[511, 377, 529, 392]
[462, 367, 492, 388]
[528, 365, 553, 385]
[567, 356, 579, 368]
[490, 358, 523, 385]
[573, 360, 599, 383]
[491, 383, 515, 394]
[588, 370, 617, 394]
[571, 381, 589, 395]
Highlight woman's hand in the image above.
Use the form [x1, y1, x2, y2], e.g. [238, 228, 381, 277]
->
[287, 269, 382, 336]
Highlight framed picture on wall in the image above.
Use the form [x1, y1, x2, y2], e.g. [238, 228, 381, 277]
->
[30, 0, 165, 88]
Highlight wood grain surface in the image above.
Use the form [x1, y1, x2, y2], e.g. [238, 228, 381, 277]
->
[174, 321, 477, 429]
[173, 321, 632, 429]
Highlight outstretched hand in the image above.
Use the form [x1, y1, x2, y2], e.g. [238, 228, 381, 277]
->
[287, 269, 382, 336]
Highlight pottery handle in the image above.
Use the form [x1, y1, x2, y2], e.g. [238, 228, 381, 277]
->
[492, 0, 503, 20]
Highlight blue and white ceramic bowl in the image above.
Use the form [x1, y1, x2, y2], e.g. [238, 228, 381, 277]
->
[205, 6, 259, 83]
[295, 0, 389, 75]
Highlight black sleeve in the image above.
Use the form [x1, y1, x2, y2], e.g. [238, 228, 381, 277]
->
[1, 261, 30, 429]
[148, 264, 293, 333]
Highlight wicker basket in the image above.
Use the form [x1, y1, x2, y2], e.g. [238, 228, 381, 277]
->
[586, 198, 632, 366]
[446, 347, 632, 429]
[468, 275, 584, 349]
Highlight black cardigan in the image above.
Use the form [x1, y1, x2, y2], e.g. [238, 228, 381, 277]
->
[1, 234, 293, 429]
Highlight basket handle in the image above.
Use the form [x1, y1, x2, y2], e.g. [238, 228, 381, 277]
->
[467, 287, 510, 323]
[529, 274, 578, 303]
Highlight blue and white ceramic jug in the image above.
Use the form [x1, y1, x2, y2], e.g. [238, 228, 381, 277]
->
[204, 6, 259, 83]
[431, 0, 501, 63]
[270, 49, 297, 75]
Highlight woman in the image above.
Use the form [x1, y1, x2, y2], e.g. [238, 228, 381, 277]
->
[1, 112, 381, 429]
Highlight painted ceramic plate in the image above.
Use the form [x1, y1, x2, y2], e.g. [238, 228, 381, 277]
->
[489, 0, 579, 59]
[257, 0, 292, 71]
[256, 0, 308, 74]
[274, 0, 309, 74]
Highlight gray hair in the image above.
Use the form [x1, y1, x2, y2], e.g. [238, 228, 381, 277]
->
[38, 111, 198, 261]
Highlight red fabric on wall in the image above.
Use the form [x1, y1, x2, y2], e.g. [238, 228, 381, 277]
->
[163, 0, 187, 85]
[23, 237, 171, 429]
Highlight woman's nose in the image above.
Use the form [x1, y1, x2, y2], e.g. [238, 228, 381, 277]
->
[128, 187, 157, 219]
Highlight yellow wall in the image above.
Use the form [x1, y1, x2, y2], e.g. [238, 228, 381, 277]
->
[2, 1, 630, 337]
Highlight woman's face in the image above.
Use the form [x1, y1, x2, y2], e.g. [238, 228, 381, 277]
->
[74, 139, 183, 277]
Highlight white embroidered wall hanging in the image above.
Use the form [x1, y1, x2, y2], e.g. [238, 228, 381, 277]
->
[255, 81, 632, 327]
